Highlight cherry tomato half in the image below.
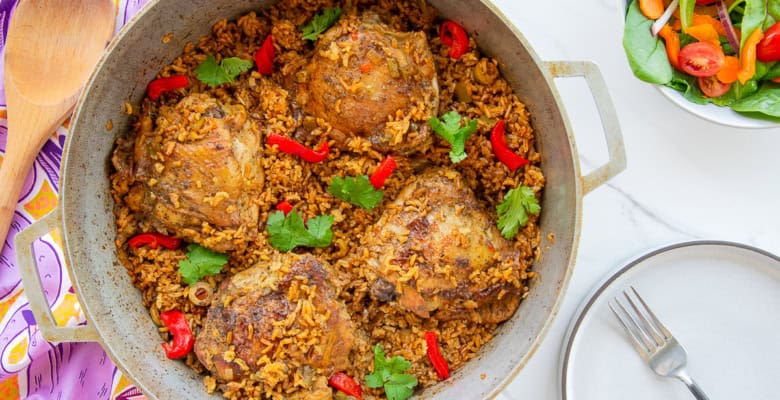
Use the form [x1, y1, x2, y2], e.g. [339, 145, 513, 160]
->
[757, 22, 780, 63]
[698, 76, 732, 98]
[678, 42, 725, 77]
[695, 0, 717, 4]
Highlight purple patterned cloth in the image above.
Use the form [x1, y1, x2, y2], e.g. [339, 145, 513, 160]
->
[0, 1, 151, 398]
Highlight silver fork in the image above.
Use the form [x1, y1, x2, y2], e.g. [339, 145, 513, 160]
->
[609, 287, 710, 400]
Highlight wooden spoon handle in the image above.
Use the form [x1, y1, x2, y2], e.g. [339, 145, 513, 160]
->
[0, 99, 72, 250]
[0, 151, 36, 250]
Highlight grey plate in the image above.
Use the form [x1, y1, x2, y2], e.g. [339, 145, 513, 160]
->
[560, 240, 780, 400]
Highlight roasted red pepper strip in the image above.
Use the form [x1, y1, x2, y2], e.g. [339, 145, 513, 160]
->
[147, 75, 189, 100]
[267, 134, 329, 163]
[490, 120, 529, 172]
[159, 310, 194, 359]
[369, 156, 397, 189]
[424, 331, 450, 380]
[254, 34, 275, 76]
[328, 372, 363, 400]
[127, 232, 181, 250]
[275, 201, 294, 215]
[440, 20, 469, 60]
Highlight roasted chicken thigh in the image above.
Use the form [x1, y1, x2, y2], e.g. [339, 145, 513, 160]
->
[296, 12, 439, 155]
[195, 254, 355, 389]
[121, 94, 264, 251]
[363, 168, 525, 324]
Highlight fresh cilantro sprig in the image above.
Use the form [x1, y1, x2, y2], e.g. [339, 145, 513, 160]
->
[195, 55, 253, 87]
[496, 185, 541, 240]
[328, 175, 384, 211]
[266, 209, 333, 252]
[301, 7, 342, 41]
[365, 344, 418, 400]
[178, 244, 228, 285]
[428, 111, 479, 163]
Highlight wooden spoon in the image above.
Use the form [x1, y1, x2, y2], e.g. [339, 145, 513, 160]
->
[0, 0, 115, 248]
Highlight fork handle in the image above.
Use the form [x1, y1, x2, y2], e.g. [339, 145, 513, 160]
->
[676, 371, 710, 400]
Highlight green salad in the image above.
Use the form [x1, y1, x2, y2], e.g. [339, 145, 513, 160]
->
[623, 0, 780, 119]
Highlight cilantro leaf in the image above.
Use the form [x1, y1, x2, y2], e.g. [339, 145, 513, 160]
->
[328, 175, 384, 211]
[496, 185, 541, 240]
[195, 55, 252, 87]
[365, 344, 418, 400]
[220, 57, 253, 77]
[178, 244, 228, 285]
[365, 371, 385, 389]
[195, 55, 230, 86]
[266, 209, 334, 252]
[385, 375, 416, 400]
[301, 7, 342, 41]
[428, 111, 479, 163]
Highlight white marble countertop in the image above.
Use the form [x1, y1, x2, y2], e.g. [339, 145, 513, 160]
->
[489, 0, 780, 399]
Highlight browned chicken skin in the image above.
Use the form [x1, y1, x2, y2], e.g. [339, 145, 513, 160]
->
[362, 168, 524, 324]
[296, 12, 439, 155]
[124, 94, 264, 251]
[195, 254, 355, 389]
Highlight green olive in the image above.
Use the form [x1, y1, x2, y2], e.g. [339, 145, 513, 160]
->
[474, 58, 499, 85]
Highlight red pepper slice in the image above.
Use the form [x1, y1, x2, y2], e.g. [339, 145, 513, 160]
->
[159, 310, 194, 359]
[440, 20, 469, 60]
[147, 75, 189, 100]
[267, 133, 329, 163]
[276, 201, 294, 215]
[254, 34, 275, 76]
[127, 232, 182, 250]
[424, 331, 450, 380]
[490, 120, 529, 172]
[328, 372, 363, 400]
[359, 62, 373, 73]
[369, 156, 397, 189]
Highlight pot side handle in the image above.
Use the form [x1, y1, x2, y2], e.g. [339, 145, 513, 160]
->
[543, 61, 626, 194]
[15, 210, 100, 343]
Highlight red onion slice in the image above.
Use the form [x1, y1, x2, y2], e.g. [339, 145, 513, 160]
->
[651, 0, 680, 36]
[717, 0, 740, 53]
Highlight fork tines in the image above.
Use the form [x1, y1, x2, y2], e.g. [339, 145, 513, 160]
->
[608, 286, 672, 358]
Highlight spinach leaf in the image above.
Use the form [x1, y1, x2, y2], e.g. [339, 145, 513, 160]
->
[720, 36, 736, 56]
[732, 84, 780, 117]
[763, 62, 780, 80]
[623, 0, 673, 84]
[664, 70, 761, 108]
[770, 0, 780, 21]
[740, 0, 769, 51]
[765, 13, 777, 29]
[665, 70, 709, 105]
[679, 33, 697, 48]
[680, 0, 696, 30]
[754, 61, 775, 80]
[711, 79, 759, 106]
[730, 0, 747, 27]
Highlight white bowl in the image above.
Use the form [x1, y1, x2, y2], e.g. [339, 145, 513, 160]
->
[658, 86, 779, 129]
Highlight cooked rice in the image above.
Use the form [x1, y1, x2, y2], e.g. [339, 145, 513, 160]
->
[110, 1, 545, 399]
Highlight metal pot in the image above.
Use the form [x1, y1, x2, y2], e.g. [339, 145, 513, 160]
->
[16, 0, 625, 399]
